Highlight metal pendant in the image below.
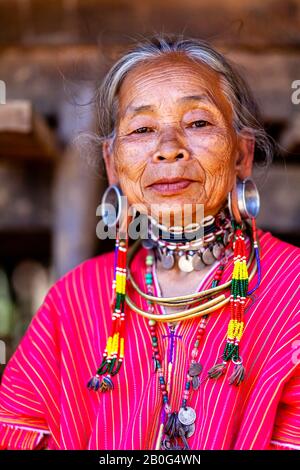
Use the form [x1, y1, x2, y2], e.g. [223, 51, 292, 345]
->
[174, 414, 181, 436]
[223, 231, 230, 246]
[165, 412, 177, 436]
[178, 254, 194, 272]
[155, 246, 163, 261]
[178, 426, 190, 449]
[202, 247, 215, 265]
[212, 242, 223, 260]
[178, 406, 196, 426]
[192, 252, 205, 271]
[161, 252, 175, 270]
[188, 362, 203, 377]
[192, 375, 200, 390]
[161, 436, 172, 450]
[183, 422, 195, 438]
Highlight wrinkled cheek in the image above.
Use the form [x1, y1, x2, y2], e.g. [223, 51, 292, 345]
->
[195, 134, 234, 176]
[112, 145, 147, 204]
[193, 134, 236, 208]
[114, 146, 147, 183]
[203, 161, 232, 196]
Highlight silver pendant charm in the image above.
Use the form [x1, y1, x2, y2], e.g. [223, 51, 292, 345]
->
[178, 406, 196, 426]
[161, 436, 172, 450]
[178, 254, 194, 272]
[192, 375, 200, 390]
[161, 252, 175, 270]
[202, 247, 215, 265]
[183, 422, 195, 438]
[192, 252, 205, 271]
[188, 362, 203, 377]
[223, 231, 230, 246]
[212, 242, 223, 260]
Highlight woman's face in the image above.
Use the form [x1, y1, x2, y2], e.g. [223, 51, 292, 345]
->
[103, 53, 254, 224]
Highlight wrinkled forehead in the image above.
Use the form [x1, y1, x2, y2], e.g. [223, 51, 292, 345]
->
[117, 53, 234, 123]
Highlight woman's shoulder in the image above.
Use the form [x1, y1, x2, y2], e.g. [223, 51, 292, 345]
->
[258, 227, 300, 263]
[256, 228, 299, 306]
[53, 249, 115, 289]
[39, 249, 115, 317]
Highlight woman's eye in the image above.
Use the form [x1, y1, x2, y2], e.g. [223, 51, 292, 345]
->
[190, 120, 210, 128]
[130, 120, 210, 134]
[132, 126, 153, 134]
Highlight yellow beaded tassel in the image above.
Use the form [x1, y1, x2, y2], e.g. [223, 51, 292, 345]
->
[208, 225, 248, 385]
[87, 233, 128, 392]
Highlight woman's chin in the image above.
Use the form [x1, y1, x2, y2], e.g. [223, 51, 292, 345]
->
[143, 203, 206, 227]
[130, 188, 210, 225]
[144, 188, 204, 205]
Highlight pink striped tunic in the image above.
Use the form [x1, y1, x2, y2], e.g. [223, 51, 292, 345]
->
[0, 228, 299, 450]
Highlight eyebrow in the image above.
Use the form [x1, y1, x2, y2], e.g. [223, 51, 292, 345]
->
[123, 93, 215, 118]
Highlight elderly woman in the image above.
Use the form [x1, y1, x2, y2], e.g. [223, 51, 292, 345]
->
[0, 35, 299, 451]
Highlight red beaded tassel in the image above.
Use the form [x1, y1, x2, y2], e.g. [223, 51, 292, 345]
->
[208, 224, 248, 385]
[87, 229, 128, 392]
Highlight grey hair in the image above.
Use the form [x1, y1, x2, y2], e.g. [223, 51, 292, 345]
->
[93, 33, 274, 167]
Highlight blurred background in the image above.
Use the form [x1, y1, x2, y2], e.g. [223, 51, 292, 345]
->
[0, 0, 299, 372]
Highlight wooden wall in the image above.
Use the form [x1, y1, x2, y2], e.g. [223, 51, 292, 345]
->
[0, 0, 299, 275]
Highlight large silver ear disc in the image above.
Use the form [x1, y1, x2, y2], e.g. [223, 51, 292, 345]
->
[229, 178, 260, 220]
[237, 177, 260, 218]
[101, 184, 124, 227]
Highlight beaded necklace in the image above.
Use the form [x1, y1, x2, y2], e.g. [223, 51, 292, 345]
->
[145, 243, 231, 450]
[87, 216, 261, 445]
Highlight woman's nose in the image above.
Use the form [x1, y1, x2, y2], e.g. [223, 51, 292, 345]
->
[152, 145, 190, 162]
[152, 131, 190, 163]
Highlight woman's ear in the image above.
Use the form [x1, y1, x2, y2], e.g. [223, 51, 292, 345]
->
[102, 139, 119, 185]
[235, 131, 255, 180]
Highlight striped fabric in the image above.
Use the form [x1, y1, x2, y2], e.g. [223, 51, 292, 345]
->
[0, 228, 299, 450]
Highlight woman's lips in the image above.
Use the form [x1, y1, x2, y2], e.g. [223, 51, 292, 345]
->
[147, 179, 194, 195]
